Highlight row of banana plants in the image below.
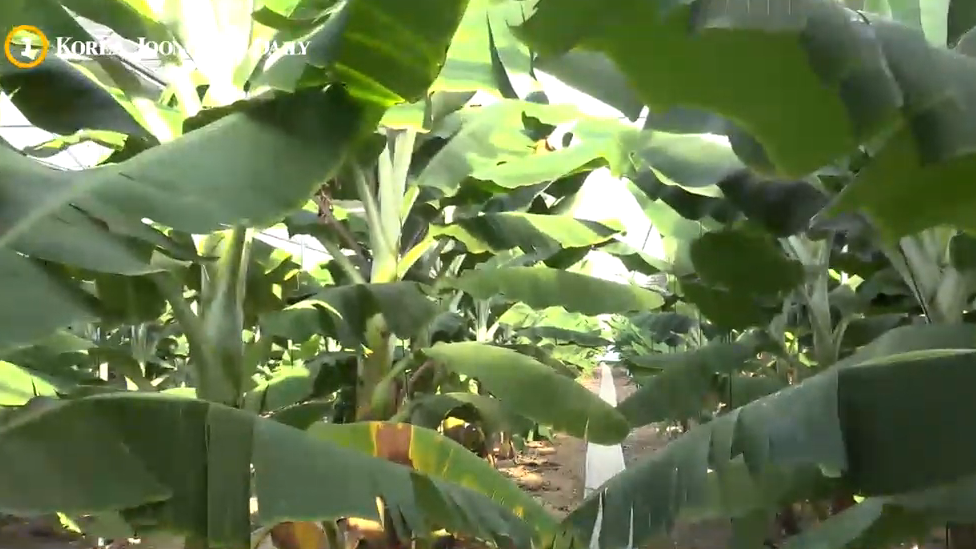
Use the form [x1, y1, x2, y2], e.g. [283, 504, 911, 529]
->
[0, 0, 678, 548]
[557, 0, 976, 547]
[9, 0, 976, 548]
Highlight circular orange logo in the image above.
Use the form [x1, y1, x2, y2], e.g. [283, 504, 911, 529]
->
[4, 25, 49, 69]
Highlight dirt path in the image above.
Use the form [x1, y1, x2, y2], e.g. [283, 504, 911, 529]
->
[496, 375, 597, 518]
[0, 517, 86, 549]
[500, 367, 730, 548]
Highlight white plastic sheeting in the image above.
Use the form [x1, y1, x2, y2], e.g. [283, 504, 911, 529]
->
[584, 363, 633, 549]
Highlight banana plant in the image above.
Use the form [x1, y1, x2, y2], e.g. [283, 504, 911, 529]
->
[0, 0, 564, 546]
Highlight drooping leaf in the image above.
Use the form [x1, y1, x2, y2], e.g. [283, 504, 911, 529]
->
[422, 342, 629, 444]
[618, 335, 768, 428]
[535, 50, 645, 120]
[243, 365, 320, 414]
[630, 131, 744, 191]
[679, 280, 780, 331]
[267, 400, 335, 430]
[0, 362, 62, 405]
[0, 393, 535, 547]
[0, 57, 154, 138]
[0, 86, 375, 250]
[404, 392, 535, 434]
[261, 282, 439, 347]
[0, 249, 101, 349]
[430, 212, 622, 254]
[516, 327, 611, 347]
[448, 266, 664, 315]
[309, 421, 562, 542]
[690, 228, 805, 297]
[4, 205, 183, 276]
[514, 0, 976, 240]
[716, 171, 830, 237]
[412, 101, 582, 197]
[567, 324, 976, 548]
[254, 0, 471, 104]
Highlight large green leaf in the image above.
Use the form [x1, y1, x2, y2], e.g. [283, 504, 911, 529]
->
[678, 280, 781, 331]
[309, 421, 562, 543]
[535, 50, 645, 120]
[4, 205, 187, 276]
[0, 362, 62, 405]
[0, 393, 534, 547]
[427, 0, 532, 96]
[422, 342, 629, 444]
[448, 266, 664, 315]
[565, 323, 976, 548]
[403, 392, 535, 434]
[1, 0, 168, 104]
[261, 282, 439, 347]
[0, 57, 154, 138]
[825, 82, 976, 240]
[0, 250, 101, 349]
[1, 87, 374, 247]
[511, 0, 976, 239]
[430, 212, 622, 254]
[412, 101, 582, 197]
[511, 0, 882, 176]
[690, 227, 805, 297]
[617, 335, 768, 428]
[254, 0, 471, 104]
[516, 327, 611, 347]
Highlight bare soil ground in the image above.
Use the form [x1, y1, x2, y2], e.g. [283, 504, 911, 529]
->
[495, 374, 598, 519]
[0, 517, 86, 549]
